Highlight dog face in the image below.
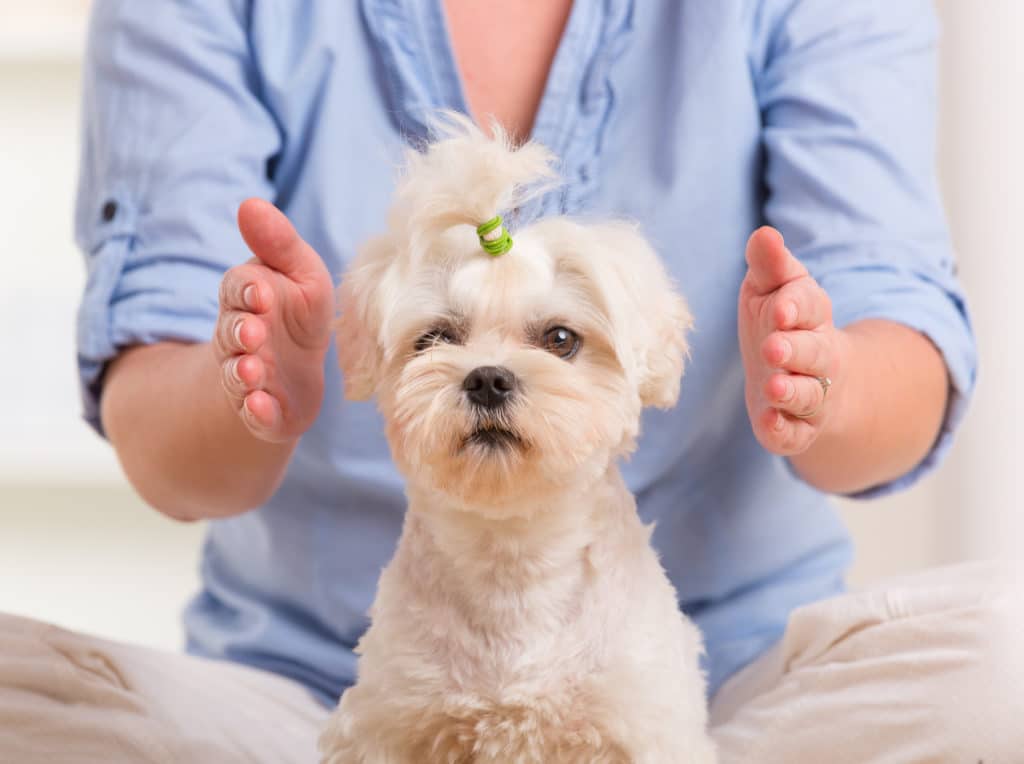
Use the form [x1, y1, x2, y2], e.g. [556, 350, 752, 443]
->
[337, 123, 690, 511]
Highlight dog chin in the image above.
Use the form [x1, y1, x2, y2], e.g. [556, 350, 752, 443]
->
[435, 439, 538, 509]
[460, 425, 526, 453]
[393, 431, 572, 512]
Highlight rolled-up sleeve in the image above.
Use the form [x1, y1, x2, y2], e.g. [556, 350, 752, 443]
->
[752, 0, 976, 497]
[75, 1, 280, 434]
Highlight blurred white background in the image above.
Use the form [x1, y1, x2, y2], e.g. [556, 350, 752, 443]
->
[0, 2, 1020, 651]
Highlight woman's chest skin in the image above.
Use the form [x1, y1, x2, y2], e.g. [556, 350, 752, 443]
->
[443, 0, 573, 140]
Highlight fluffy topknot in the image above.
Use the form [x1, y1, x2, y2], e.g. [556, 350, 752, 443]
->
[389, 113, 559, 261]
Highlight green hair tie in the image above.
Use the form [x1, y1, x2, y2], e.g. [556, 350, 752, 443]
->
[476, 215, 513, 256]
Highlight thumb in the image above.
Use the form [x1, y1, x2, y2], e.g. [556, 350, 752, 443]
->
[744, 226, 808, 295]
[238, 198, 322, 280]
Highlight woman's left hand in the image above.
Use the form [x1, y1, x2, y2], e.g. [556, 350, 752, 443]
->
[738, 227, 850, 456]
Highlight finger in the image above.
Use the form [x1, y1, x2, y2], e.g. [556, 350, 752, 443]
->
[763, 278, 831, 331]
[242, 390, 284, 438]
[761, 330, 831, 376]
[219, 264, 273, 314]
[744, 226, 808, 296]
[756, 407, 817, 456]
[237, 198, 321, 281]
[764, 373, 827, 419]
[220, 354, 265, 402]
[214, 311, 267, 356]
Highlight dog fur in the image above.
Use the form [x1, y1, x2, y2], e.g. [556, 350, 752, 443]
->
[320, 116, 716, 764]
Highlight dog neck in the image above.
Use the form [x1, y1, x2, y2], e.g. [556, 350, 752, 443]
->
[408, 460, 622, 548]
[399, 464, 636, 629]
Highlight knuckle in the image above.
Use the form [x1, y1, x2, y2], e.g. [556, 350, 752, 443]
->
[219, 311, 239, 347]
[780, 333, 798, 366]
[225, 273, 245, 306]
[230, 317, 245, 349]
[213, 317, 233, 355]
[223, 264, 261, 307]
[785, 377, 801, 404]
[221, 358, 243, 399]
[218, 275, 234, 306]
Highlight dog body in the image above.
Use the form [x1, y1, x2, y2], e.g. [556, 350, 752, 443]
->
[321, 118, 716, 763]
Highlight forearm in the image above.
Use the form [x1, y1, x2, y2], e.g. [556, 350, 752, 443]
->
[789, 319, 949, 495]
[101, 342, 297, 521]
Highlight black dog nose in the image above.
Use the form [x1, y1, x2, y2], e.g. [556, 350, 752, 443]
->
[463, 366, 517, 409]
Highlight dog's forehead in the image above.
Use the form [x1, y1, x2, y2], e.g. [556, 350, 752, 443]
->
[447, 236, 556, 320]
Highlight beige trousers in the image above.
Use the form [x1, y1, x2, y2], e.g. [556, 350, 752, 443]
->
[1, 561, 1020, 763]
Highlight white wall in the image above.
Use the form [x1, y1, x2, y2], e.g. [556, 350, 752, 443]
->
[0, 2, 1019, 649]
[0, 60, 124, 483]
[0, 1, 121, 482]
[931, 0, 1023, 559]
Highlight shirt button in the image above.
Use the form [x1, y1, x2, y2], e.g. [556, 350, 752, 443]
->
[101, 200, 118, 222]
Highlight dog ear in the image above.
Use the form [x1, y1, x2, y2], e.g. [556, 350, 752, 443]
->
[586, 223, 693, 410]
[637, 286, 692, 409]
[335, 236, 391, 401]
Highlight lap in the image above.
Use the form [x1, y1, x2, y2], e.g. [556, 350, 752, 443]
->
[3, 561, 1019, 763]
[710, 560, 1024, 764]
[0, 612, 328, 764]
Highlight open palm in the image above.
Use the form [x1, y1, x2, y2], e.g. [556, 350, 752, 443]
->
[213, 199, 335, 443]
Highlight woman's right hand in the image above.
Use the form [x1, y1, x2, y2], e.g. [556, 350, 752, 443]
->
[214, 198, 335, 443]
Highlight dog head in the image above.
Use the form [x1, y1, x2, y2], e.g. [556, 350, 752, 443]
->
[337, 116, 691, 513]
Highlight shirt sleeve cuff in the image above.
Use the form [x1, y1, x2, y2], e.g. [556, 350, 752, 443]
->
[76, 235, 223, 436]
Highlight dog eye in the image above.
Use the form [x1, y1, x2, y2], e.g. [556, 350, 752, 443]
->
[541, 326, 581, 360]
[415, 327, 460, 352]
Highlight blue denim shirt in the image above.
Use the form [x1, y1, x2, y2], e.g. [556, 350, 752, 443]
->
[76, 0, 975, 705]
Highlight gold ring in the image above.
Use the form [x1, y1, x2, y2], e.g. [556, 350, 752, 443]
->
[793, 376, 832, 419]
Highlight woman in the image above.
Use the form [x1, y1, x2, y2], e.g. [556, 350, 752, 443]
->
[2, 1, 1018, 762]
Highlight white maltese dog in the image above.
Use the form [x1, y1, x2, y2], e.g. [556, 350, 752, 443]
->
[320, 116, 716, 764]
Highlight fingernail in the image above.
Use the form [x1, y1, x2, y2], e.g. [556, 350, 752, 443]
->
[783, 380, 795, 401]
[778, 339, 792, 363]
[229, 357, 242, 384]
[773, 412, 785, 431]
[243, 285, 257, 310]
[233, 318, 245, 347]
[784, 302, 797, 326]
